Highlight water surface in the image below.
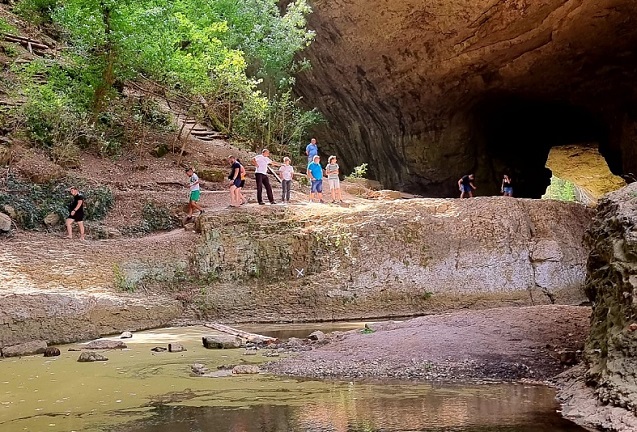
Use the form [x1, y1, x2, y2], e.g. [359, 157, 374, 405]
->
[0, 326, 586, 432]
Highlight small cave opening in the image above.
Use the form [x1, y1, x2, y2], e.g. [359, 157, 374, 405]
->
[542, 144, 625, 203]
[475, 95, 620, 198]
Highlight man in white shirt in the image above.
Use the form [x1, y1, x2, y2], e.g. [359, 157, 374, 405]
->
[252, 149, 278, 205]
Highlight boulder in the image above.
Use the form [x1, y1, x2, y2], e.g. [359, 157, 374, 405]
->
[151, 346, 167, 352]
[84, 340, 127, 350]
[151, 143, 170, 158]
[1, 340, 47, 357]
[0, 212, 11, 232]
[168, 343, 186, 353]
[232, 364, 260, 375]
[3, 205, 16, 220]
[308, 330, 326, 342]
[77, 352, 108, 362]
[120, 331, 133, 339]
[191, 363, 209, 376]
[43, 212, 60, 227]
[43, 347, 61, 357]
[202, 335, 243, 349]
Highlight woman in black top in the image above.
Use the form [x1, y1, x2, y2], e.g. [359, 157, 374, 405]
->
[66, 187, 85, 240]
[501, 174, 513, 197]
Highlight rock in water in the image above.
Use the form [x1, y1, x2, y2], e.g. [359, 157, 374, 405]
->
[84, 340, 127, 350]
[202, 335, 243, 349]
[120, 331, 133, 339]
[232, 364, 260, 375]
[191, 363, 209, 376]
[1, 340, 48, 357]
[77, 352, 108, 362]
[43, 347, 61, 357]
[168, 343, 186, 353]
[308, 331, 326, 342]
[151, 346, 167, 352]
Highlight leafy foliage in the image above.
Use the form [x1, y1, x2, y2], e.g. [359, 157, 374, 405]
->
[542, 176, 576, 202]
[10, 0, 319, 158]
[0, 174, 114, 230]
[348, 163, 369, 179]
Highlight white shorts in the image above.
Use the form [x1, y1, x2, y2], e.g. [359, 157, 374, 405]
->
[328, 178, 340, 190]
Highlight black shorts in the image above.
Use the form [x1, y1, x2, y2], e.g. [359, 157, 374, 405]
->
[69, 211, 84, 222]
[233, 178, 245, 188]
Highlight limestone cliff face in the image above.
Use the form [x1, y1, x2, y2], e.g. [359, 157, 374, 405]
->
[193, 198, 592, 321]
[295, 0, 637, 197]
[559, 184, 637, 431]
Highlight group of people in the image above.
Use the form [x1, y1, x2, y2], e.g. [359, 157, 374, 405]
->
[457, 173, 514, 198]
[223, 137, 343, 206]
[181, 137, 345, 215]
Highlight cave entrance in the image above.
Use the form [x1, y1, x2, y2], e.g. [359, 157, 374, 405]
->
[477, 96, 621, 198]
[542, 144, 625, 204]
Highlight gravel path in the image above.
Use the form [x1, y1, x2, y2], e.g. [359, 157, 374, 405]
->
[265, 305, 590, 383]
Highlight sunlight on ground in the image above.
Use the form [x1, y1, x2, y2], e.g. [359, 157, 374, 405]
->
[545, 144, 625, 199]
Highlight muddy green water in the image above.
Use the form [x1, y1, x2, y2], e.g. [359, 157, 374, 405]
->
[0, 326, 585, 432]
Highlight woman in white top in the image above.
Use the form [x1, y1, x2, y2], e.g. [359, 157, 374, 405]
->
[278, 157, 295, 203]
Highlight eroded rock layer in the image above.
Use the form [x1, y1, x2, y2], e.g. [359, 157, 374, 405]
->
[296, 0, 637, 197]
[193, 198, 593, 321]
[559, 183, 637, 431]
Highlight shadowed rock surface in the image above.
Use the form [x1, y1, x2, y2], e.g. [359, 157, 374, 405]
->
[295, 0, 637, 196]
[558, 183, 637, 431]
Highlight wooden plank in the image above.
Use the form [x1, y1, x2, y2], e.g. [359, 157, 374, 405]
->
[268, 165, 282, 184]
[202, 322, 277, 343]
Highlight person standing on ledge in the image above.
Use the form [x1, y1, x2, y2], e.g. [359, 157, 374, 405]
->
[501, 174, 513, 197]
[458, 173, 476, 198]
[306, 138, 318, 163]
[278, 157, 294, 203]
[185, 167, 204, 219]
[307, 154, 325, 203]
[66, 186, 85, 240]
[253, 149, 278, 205]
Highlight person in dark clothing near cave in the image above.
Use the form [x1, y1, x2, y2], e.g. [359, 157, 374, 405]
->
[65, 186, 85, 240]
[501, 174, 513, 197]
[458, 174, 476, 198]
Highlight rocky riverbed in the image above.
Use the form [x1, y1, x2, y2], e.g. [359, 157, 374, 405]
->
[264, 305, 591, 383]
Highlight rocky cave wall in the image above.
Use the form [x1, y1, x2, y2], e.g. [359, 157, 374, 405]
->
[558, 183, 637, 431]
[294, 0, 637, 197]
[192, 198, 593, 321]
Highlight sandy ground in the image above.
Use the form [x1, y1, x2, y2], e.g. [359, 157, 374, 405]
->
[265, 305, 591, 383]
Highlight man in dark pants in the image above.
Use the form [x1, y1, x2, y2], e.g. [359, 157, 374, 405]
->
[252, 149, 278, 205]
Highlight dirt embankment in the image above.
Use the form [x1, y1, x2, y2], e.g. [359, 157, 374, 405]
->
[265, 305, 591, 383]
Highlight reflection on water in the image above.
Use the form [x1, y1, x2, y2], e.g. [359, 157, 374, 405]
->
[115, 383, 584, 432]
[0, 326, 586, 432]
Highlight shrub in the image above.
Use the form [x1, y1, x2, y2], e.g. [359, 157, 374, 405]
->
[348, 163, 369, 179]
[0, 174, 114, 230]
[122, 201, 179, 235]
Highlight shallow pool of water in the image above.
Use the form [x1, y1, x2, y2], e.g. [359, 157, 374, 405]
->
[0, 326, 586, 432]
